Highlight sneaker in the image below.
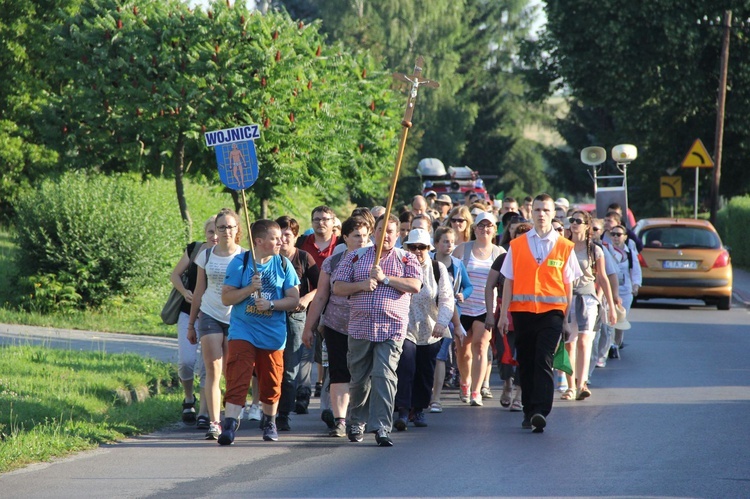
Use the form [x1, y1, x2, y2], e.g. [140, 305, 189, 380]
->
[196, 414, 210, 430]
[182, 398, 197, 425]
[394, 417, 408, 432]
[276, 414, 291, 431]
[263, 421, 279, 442]
[347, 423, 365, 442]
[314, 381, 323, 398]
[595, 358, 607, 368]
[329, 421, 346, 437]
[205, 421, 221, 440]
[530, 413, 546, 433]
[218, 417, 238, 446]
[608, 345, 620, 359]
[459, 384, 469, 403]
[480, 386, 493, 399]
[320, 409, 335, 429]
[245, 404, 262, 421]
[374, 427, 393, 447]
[412, 411, 427, 427]
[429, 402, 443, 413]
[470, 391, 483, 406]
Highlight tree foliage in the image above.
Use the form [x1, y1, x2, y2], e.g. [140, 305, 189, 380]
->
[524, 0, 750, 214]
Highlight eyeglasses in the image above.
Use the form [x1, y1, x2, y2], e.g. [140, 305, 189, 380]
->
[592, 227, 602, 232]
[217, 225, 237, 232]
[477, 223, 494, 229]
[611, 232, 625, 237]
[312, 217, 333, 224]
[568, 217, 585, 225]
[450, 218, 466, 224]
[407, 244, 430, 251]
[554, 227, 564, 233]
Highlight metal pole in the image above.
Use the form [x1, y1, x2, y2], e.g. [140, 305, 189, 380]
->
[240, 189, 258, 274]
[694, 167, 699, 219]
[710, 10, 731, 224]
[670, 198, 674, 218]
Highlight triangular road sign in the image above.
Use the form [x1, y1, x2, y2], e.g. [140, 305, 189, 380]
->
[681, 139, 714, 168]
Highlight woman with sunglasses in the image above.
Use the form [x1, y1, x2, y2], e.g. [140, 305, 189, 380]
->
[561, 210, 617, 401]
[444, 206, 473, 245]
[394, 229, 454, 430]
[608, 223, 641, 355]
[453, 212, 505, 406]
[188, 208, 245, 439]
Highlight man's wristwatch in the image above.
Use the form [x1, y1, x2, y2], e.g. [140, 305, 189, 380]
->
[382, 277, 390, 286]
[269, 301, 275, 311]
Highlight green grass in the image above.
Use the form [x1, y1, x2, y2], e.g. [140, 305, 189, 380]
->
[0, 344, 182, 473]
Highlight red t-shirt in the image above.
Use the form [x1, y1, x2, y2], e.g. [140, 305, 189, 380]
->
[297, 234, 338, 269]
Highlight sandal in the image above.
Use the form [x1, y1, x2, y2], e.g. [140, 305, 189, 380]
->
[500, 386, 512, 408]
[509, 398, 523, 412]
[576, 384, 591, 401]
[560, 388, 576, 401]
[429, 402, 443, 413]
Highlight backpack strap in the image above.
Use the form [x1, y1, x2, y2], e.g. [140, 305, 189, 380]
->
[462, 241, 474, 268]
[242, 252, 288, 273]
[431, 259, 441, 285]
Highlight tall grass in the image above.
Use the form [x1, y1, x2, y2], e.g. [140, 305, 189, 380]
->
[0, 344, 182, 473]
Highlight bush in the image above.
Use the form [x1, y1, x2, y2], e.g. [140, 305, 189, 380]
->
[716, 195, 750, 268]
[13, 172, 184, 307]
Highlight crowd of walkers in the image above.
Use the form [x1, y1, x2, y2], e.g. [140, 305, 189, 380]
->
[168, 192, 641, 445]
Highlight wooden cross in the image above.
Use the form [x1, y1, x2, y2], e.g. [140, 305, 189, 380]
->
[392, 55, 440, 128]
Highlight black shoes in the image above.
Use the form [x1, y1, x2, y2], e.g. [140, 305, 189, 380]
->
[314, 381, 323, 398]
[321, 409, 335, 430]
[181, 398, 197, 425]
[295, 386, 311, 414]
[522, 417, 532, 429]
[347, 423, 365, 442]
[276, 413, 291, 431]
[218, 417, 238, 446]
[530, 413, 546, 433]
[375, 428, 393, 447]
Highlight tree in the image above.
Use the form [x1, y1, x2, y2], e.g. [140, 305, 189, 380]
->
[523, 0, 750, 214]
[41, 0, 402, 232]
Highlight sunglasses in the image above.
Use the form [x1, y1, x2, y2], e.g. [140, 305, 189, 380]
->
[592, 227, 602, 232]
[568, 217, 585, 225]
[450, 218, 466, 224]
[611, 232, 625, 237]
[407, 244, 430, 251]
[554, 227, 564, 233]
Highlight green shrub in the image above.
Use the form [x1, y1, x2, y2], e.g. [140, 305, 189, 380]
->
[13, 172, 184, 307]
[716, 195, 750, 268]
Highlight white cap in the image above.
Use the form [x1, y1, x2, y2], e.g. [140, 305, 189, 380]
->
[424, 190, 437, 198]
[555, 197, 570, 210]
[402, 229, 434, 250]
[471, 207, 485, 216]
[474, 212, 497, 226]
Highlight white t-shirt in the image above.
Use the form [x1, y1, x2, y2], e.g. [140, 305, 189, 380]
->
[197, 246, 244, 324]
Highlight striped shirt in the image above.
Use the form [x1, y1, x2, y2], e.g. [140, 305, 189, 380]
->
[461, 251, 495, 316]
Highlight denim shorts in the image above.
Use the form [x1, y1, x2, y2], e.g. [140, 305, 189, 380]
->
[197, 312, 229, 340]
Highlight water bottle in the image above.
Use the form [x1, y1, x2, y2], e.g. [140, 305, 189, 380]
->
[321, 339, 329, 368]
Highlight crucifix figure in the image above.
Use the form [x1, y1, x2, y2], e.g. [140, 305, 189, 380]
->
[392, 56, 440, 128]
[373, 56, 440, 262]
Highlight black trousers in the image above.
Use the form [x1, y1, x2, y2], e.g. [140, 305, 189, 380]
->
[512, 310, 563, 418]
[395, 339, 441, 411]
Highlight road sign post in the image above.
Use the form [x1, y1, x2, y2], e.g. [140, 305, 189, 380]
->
[681, 138, 714, 219]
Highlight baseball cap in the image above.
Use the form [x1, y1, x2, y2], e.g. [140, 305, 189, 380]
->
[474, 212, 497, 226]
[424, 190, 437, 198]
[554, 197, 570, 210]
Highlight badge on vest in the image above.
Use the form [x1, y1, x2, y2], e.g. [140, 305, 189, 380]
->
[547, 259, 564, 268]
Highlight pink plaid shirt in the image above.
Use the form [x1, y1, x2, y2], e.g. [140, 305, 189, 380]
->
[331, 246, 422, 342]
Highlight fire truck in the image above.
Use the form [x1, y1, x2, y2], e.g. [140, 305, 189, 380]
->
[417, 158, 489, 205]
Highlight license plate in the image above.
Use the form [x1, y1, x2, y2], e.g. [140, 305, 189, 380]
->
[662, 260, 698, 269]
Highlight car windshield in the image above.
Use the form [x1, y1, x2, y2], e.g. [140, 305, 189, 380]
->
[641, 226, 721, 249]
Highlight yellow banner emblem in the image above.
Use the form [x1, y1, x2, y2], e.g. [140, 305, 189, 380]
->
[547, 259, 563, 268]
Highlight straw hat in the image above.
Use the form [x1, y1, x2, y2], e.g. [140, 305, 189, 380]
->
[613, 304, 631, 330]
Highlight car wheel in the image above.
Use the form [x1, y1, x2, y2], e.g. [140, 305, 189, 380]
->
[717, 296, 731, 311]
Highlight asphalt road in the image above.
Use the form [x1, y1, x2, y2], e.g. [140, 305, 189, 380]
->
[1, 274, 750, 498]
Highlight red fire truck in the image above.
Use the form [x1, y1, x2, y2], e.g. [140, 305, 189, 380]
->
[417, 158, 489, 205]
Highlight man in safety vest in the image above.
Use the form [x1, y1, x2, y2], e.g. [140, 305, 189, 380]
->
[498, 193, 582, 433]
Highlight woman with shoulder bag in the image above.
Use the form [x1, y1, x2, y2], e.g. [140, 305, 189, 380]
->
[169, 215, 218, 427]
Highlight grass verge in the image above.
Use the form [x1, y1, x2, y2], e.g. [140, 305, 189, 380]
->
[0, 344, 182, 474]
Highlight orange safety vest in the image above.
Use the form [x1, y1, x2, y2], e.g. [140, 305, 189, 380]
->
[508, 234, 574, 313]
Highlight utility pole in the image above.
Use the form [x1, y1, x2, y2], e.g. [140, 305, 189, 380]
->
[710, 10, 731, 224]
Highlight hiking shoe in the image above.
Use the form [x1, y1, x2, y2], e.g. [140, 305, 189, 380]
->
[394, 417, 408, 432]
[531, 413, 546, 433]
[276, 414, 291, 431]
[262, 421, 279, 442]
[182, 398, 197, 425]
[314, 381, 323, 398]
[470, 391, 483, 406]
[374, 428, 393, 447]
[412, 411, 427, 427]
[196, 414, 210, 430]
[218, 417, 238, 446]
[480, 386, 493, 399]
[205, 421, 221, 440]
[243, 404, 262, 421]
[320, 409, 335, 429]
[329, 421, 346, 437]
[347, 423, 365, 442]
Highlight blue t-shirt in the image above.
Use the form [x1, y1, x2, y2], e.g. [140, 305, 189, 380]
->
[224, 254, 300, 350]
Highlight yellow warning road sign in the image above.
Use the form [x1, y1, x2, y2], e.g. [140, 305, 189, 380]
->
[660, 176, 682, 198]
[681, 139, 714, 168]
